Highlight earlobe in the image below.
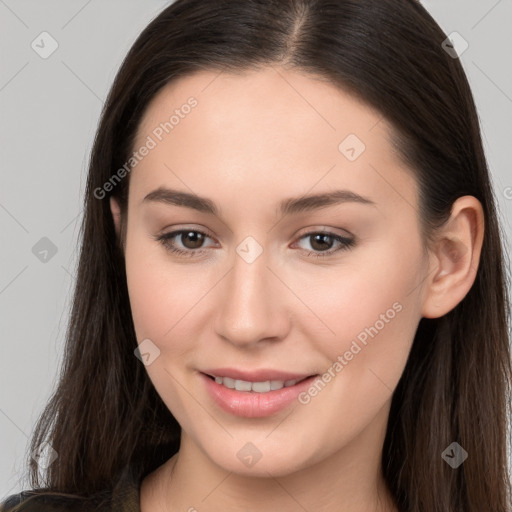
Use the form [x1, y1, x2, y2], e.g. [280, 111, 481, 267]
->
[421, 196, 485, 319]
[110, 196, 122, 238]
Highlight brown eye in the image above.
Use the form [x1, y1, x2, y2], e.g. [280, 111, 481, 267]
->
[178, 231, 206, 249]
[295, 231, 355, 258]
[155, 229, 214, 256]
[309, 233, 336, 251]
[154, 228, 355, 259]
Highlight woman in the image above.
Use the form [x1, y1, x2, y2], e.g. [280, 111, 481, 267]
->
[2, 0, 511, 511]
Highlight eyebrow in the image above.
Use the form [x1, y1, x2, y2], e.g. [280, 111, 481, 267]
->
[142, 186, 376, 216]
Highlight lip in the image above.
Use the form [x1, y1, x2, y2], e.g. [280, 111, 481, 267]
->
[200, 370, 319, 418]
[201, 367, 313, 382]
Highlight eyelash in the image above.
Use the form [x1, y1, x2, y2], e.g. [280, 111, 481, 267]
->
[153, 228, 355, 259]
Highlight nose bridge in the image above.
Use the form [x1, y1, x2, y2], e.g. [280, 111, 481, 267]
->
[214, 239, 289, 346]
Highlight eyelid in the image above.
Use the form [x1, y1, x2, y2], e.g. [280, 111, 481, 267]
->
[294, 225, 354, 239]
[154, 224, 356, 260]
[155, 225, 217, 244]
[156, 224, 353, 245]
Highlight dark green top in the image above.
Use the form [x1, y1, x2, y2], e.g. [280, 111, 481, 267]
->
[0, 465, 142, 512]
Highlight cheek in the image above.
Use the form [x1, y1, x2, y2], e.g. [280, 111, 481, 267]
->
[127, 268, 208, 358]
[124, 241, 205, 418]
[287, 250, 422, 451]
[125, 247, 168, 342]
[306, 235, 423, 410]
[124, 227, 208, 342]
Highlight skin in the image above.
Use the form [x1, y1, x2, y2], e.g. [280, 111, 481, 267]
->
[110, 66, 484, 512]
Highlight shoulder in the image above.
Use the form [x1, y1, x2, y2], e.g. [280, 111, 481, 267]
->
[0, 489, 114, 512]
[0, 491, 83, 511]
[0, 466, 141, 512]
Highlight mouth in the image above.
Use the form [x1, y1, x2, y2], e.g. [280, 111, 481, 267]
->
[200, 371, 320, 418]
[202, 373, 313, 393]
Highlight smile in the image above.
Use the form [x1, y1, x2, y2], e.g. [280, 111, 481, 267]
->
[200, 371, 320, 418]
[207, 374, 309, 393]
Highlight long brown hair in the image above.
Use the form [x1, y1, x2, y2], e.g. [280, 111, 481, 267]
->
[6, 0, 512, 510]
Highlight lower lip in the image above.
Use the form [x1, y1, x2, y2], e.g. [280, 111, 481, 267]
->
[200, 372, 319, 418]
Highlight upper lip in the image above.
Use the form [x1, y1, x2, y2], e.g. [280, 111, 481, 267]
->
[201, 367, 317, 382]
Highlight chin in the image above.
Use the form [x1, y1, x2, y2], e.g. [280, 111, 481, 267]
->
[198, 434, 324, 478]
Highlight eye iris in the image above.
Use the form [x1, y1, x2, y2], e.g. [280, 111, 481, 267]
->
[182, 231, 205, 249]
[310, 233, 333, 251]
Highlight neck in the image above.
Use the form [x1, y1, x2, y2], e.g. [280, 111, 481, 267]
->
[141, 402, 398, 512]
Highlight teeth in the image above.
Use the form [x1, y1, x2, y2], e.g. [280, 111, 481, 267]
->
[222, 377, 236, 389]
[212, 376, 302, 393]
[252, 381, 271, 393]
[270, 380, 284, 390]
[235, 380, 252, 392]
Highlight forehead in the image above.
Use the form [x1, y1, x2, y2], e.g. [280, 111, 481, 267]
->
[129, 67, 417, 217]
[135, 66, 390, 150]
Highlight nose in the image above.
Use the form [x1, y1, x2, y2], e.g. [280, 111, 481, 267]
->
[214, 248, 291, 349]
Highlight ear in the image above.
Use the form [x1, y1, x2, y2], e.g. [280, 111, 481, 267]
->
[421, 195, 485, 319]
[110, 196, 122, 239]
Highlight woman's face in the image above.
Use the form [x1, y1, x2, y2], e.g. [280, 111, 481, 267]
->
[113, 67, 431, 476]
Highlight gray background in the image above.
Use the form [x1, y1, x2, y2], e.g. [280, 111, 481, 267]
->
[1, 0, 511, 499]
